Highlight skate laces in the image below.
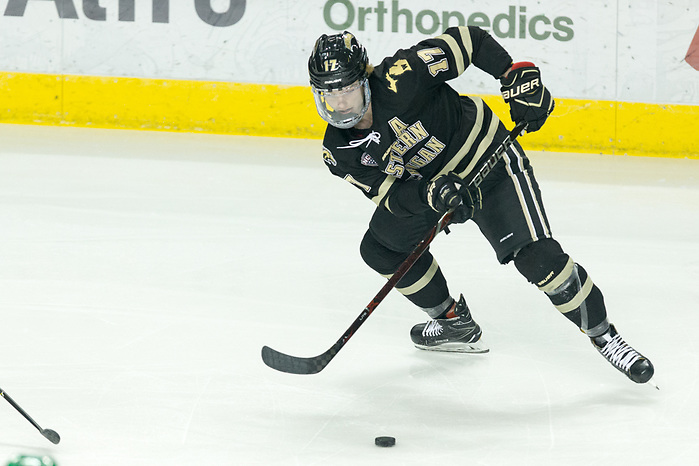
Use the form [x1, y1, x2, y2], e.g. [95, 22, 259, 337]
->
[422, 320, 444, 337]
[600, 334, 641, 371]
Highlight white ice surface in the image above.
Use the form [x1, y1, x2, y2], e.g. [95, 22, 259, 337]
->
[0, 124, 698, 465]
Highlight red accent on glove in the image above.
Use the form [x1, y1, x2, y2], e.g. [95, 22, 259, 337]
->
[511, 61, 536, 71]
[686, 25, 699, 71]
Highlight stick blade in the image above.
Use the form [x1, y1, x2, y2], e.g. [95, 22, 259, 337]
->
[261, 345, 330, 375]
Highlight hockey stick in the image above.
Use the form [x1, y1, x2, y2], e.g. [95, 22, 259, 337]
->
[1, 387, 61, 444]
[261, 121, 527, 374]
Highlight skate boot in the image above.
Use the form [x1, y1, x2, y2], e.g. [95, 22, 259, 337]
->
[410, 294, 489, 353]
[590, 324, 654, 383]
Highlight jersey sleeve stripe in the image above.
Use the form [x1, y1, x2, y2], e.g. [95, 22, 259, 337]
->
[457, 26, 474, 66]
[456, 111, 500, 179]
[431, 96, 486, 178]
[370, 175, 397, 207]
[434, 32, 466, 76]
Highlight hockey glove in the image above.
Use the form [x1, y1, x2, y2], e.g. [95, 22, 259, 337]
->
[424, 173, 480, 224]
[500, 62, 554, 132]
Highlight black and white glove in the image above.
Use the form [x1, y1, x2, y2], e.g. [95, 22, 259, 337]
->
[424, 173, 480, 224]
[500, 62, 554, 132]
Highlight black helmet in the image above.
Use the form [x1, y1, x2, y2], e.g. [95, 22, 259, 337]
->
[308, 31, 369, 90]
[309, 32, 371, 129]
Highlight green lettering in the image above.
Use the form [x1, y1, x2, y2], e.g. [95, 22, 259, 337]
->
[528, 14, 551, 40]
[391, 0, 412, 33]
[415, 9, 439, 35]
[120, 0, 135, 21]
[316, 2, 574, 41]
[4, 0, 79, 18]
[194, 0, 244, 27]
[493, 6, 516, 39]
[374, 1, 387, 32]
[358, 6, 371, 31]
[324, 0, 354, 31]
[84, 0, 106, 21]
[553, 16, 574, 41]
[467, 12, 490, 30]
[442, 11, 465, 28]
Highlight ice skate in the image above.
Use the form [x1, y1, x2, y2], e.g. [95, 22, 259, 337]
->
[590, 324, 654, 383]
[410, 295, 489, 353]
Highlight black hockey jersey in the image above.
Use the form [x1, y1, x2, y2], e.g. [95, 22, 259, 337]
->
[320, 26, 513, 217]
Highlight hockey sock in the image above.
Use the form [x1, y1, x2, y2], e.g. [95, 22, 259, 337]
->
[540, 261, 609, 336]
[393, 254, 451, 311]
[514, 239, 609, 336]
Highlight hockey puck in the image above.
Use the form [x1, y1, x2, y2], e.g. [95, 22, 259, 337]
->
[374, 436, 396, 447]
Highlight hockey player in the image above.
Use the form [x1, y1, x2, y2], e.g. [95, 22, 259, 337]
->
[308, 27, 654, 384]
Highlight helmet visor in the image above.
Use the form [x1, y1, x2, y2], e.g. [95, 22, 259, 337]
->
[312, 78, 370, 129]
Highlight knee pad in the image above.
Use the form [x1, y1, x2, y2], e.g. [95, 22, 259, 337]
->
[360, 230, 450, 309]
[513, 238, 569, 287]
[360, 230, 407, 274]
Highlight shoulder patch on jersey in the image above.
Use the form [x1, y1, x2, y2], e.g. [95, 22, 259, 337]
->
[385, 58, 412, 93]
[322, 146, 337, 166]
[360, 152, 378, 167]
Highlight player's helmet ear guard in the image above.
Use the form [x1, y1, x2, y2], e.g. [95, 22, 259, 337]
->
[309, 31, 371, 129]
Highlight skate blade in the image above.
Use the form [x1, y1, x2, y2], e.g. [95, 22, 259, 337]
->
[414, 339, 490, 354]
[646, 380, 660, 391]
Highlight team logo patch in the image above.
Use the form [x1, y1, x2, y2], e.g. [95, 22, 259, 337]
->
[360, 152, 378, 167]
[322, 146, 337, 166]
[385, 59, 411, 93]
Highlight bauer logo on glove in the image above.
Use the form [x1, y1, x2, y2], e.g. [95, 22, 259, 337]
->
[500, 62, 554, 133]
[501, 76, 540, 100]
